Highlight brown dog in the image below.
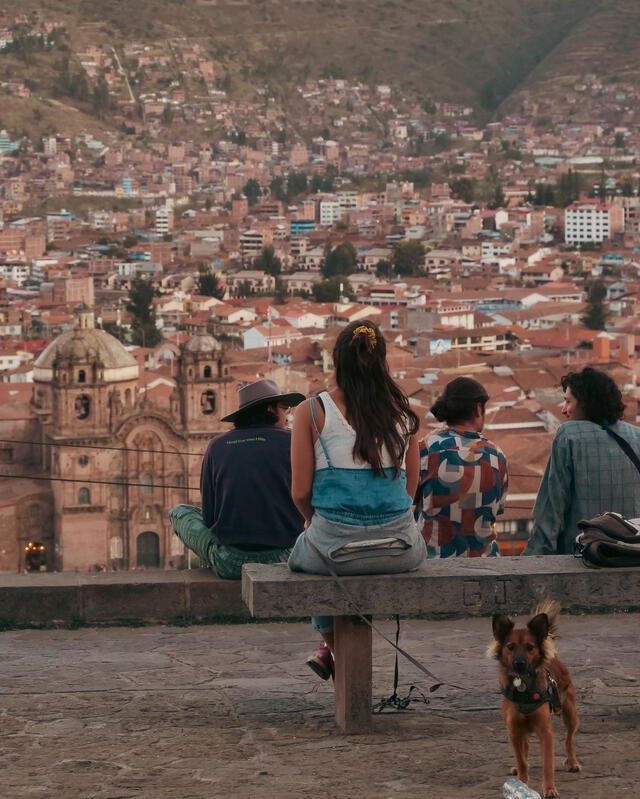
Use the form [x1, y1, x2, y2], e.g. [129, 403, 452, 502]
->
[489, 600, 581, 798]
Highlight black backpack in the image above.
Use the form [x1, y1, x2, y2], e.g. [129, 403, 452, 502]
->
[575, 512, 640, 568]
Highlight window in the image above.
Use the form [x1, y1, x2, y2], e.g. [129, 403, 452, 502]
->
[140, 473, 154, 494]
[125, 388, 132, 406]
[203, 365, 212, 379]
[78, 369, 86, 383]
[78, 455, 89, 466]
[29, 504, 41, 524]
[75, 394, 90, 419]
[201, 390, 216, 415]
[78, 487, 91, 505]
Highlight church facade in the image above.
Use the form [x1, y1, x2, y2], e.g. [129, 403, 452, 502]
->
[0, 308, 234, 572]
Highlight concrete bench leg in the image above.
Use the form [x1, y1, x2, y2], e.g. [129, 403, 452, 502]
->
[333, 614, 373, 734]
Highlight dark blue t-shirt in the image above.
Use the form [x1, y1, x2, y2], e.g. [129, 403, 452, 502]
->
[200, 425, 304, 548]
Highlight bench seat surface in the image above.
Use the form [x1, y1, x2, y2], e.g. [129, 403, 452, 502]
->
[242, 556, 640, 618]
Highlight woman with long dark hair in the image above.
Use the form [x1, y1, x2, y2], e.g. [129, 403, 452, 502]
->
[288, 320, 426, 680]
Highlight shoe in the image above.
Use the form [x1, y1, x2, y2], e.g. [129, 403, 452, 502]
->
[306, 642, 334, 681]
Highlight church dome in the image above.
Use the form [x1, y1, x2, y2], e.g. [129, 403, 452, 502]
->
[183, 333, 221, 353]
[33, 308, 139, 383]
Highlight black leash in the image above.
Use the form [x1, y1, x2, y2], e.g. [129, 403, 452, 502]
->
[373, 615, 432, 713]
[306, 537, 464, 703]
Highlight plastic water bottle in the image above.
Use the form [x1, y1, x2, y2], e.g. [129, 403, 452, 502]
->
[502, 778, 542, 799]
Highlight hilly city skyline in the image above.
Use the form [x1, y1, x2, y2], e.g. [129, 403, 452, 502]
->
[1, 1, 640, 571]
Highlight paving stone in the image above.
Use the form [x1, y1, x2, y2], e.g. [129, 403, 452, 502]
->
[0, 614, 638, 798]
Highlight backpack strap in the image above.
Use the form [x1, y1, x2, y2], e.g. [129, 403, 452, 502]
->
[603, 426, 640, 476]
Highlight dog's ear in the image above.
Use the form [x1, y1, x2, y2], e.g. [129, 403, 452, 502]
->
[528, 612, 549, 641]
[492, 614, 514, 641]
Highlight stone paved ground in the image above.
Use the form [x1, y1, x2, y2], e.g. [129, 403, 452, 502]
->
[1, 613, 639, 799]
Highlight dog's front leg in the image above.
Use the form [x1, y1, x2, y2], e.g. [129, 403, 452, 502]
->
[562, 685, 581, 773]
[539, 723, 558, 798]
[508, 726, 529, 786]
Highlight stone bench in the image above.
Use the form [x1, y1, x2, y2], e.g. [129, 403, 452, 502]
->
[0, 570, 251, 627]
[241, 555, 640, 734]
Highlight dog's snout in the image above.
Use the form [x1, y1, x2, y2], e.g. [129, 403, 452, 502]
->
[512, 658, 528, 674]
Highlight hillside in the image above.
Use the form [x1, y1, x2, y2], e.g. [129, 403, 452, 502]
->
[505, 0, 640, 114]
[1, 0, 638, 139]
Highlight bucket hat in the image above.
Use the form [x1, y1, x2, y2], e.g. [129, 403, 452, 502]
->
[221, 378, 305, 422]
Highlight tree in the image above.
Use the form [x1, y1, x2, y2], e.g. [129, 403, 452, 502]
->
[581, 281, 609, 330]
[269, 176, 286, 202]
[126, 277, 162, 346]
[532, 183, 556, 206]
[243, 178, 262, 206]
[197, 264, 225, 299]
[392, 240, 425, 276]
[287, 171, 308, 200]
[450, 177, 476, 204]
[162, 104, 174, 125]
[614, 132, 625, 149]
[93, 74, 111, 118]
[101, 321, 127, 342]
[432, 133, 452, 153]
[310, 174, 324, 194]
[313, 277, 352, 303]
[375, 259, 393, 279]
[311, 168, 335, 193]
[253, 246, 281, 276]
[10, 23, 36, 65]
[556, 170, 582, 207]
[480, 165, 505, 209]
[237, 279, 253, 298]
[490, 181, 505, 210]
[322, 242, 356, 278]
[274, 277, 288, 304]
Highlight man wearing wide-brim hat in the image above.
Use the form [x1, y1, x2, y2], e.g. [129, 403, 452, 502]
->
[169, 379, 305, 578]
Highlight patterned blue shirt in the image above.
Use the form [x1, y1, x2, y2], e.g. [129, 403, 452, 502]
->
[419, 429, 508, 557]
[523, 420, 640, 555]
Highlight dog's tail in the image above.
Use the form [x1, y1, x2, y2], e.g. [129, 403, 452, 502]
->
[531, 599, 560, 639]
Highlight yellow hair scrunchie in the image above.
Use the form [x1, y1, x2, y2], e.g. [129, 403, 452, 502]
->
[351, 325, 377, 350]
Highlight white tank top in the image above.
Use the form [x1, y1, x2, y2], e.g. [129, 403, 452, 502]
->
[313, 391, 407, 470]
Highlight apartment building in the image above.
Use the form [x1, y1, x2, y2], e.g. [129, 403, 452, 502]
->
[564, 200, 624, 245]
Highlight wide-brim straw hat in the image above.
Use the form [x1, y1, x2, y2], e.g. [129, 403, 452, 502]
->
[221, 378, 305, 422]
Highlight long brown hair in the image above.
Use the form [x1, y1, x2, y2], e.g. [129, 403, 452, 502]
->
[333, 320, 419, 476]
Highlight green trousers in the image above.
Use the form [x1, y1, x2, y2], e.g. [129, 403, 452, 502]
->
[169, 504, 292, 580]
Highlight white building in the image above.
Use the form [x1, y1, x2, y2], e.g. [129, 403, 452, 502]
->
[564, 201, 622, 245]
[155, 206, 174, 236]
[0, 263, 29, 285]
[239, 230, 264, 260]
[319, 199, 343, 226]
[337, 191, 359, 211]
[242, 324, 303, 350]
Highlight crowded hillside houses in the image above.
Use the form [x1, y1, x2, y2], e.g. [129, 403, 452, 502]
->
[2, 22, 640, 571]
[2, 173, 640, 573]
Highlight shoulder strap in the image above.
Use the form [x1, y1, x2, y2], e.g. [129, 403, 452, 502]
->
[604, 426, 640, 476]
[309, 394, 333, 468]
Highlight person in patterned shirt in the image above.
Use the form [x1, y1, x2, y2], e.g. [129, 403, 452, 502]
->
[418, 377, 509, 557]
